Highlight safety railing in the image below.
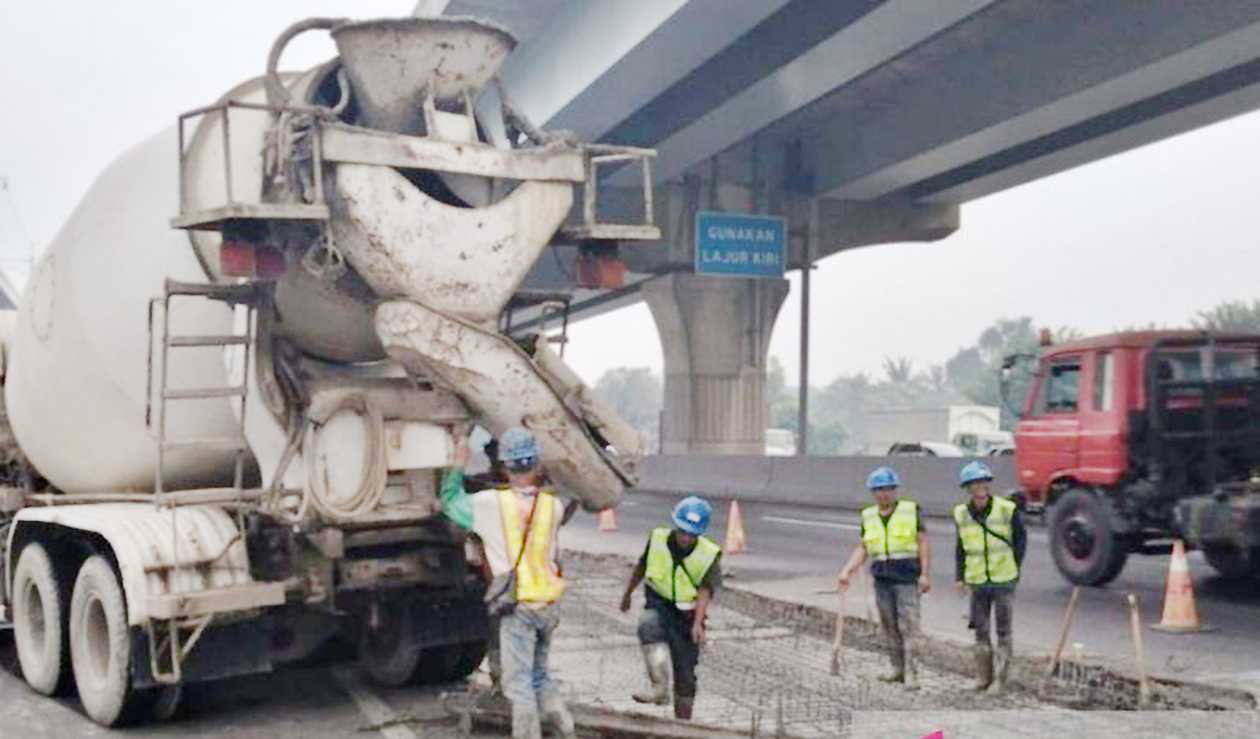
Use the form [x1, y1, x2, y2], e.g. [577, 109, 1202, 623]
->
[172, 100, 331, 231]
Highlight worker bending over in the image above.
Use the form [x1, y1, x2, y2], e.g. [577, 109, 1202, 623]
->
[620, 496, 722, 720]
[837, 466, 931, 690]
[953, 461, 1026, 695]
[441, 427, 577, 739]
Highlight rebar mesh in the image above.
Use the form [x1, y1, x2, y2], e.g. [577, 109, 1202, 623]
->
[546, 567, 1050, 737]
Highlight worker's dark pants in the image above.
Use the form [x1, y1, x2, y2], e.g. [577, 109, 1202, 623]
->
[637, 607, 700, 699]
[873, 579, 920, 670]
[970, 586, 1014, 647]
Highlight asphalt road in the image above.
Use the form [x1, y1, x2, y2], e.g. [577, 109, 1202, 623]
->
[0, 656, 499, 739]
[566, 491, 1260, 690]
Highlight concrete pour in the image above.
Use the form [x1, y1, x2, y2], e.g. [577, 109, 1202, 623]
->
[537, 550, 1259, 738]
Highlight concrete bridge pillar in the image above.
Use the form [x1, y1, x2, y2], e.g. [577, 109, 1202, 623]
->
[643, 273, 789, 455]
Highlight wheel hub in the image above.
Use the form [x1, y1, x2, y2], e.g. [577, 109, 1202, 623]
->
[1063, 515, 1096, 560]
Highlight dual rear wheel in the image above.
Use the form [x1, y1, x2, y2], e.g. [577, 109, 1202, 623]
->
[12, 546, 178, 726]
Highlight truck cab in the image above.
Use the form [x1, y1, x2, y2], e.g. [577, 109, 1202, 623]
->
[1014, 331, 1260, 585]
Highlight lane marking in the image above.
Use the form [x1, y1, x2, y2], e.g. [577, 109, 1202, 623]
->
[332, 667, 418, 739]
[762, 515, 861, 531]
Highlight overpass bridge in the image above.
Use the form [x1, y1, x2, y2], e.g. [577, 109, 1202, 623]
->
[435, 0, 1260, 454]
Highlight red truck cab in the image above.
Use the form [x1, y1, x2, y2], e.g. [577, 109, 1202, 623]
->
[1014, 331, 1260, 584]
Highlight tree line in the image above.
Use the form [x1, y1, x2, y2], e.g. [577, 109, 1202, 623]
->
[592, 299, 1260, 455]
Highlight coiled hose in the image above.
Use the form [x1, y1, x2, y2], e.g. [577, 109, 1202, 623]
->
[303, 393, 387, 523]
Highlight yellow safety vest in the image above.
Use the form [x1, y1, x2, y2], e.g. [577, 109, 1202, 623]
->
[953, 496, 1019, 585]
[499, 489, 565, 603]
[644, 527, 721, 610]
[860, 500, 920, 561]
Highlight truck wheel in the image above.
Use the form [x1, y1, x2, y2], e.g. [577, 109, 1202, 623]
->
[1050, 489, 1129, 586]
[1203, 546, 1257, 580]
[12, 543, 70, 695]
[69, 555, 144, 726]
[358, 604, 421, 687]
[415, 640, 487, 684]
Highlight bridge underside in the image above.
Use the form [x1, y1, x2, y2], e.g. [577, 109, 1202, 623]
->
[449, 0, 1260, 453]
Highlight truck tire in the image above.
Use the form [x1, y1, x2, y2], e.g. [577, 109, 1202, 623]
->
[12, 543, 70, 695]
[1050, 488, 1129, 586]
[1203, 546, 1258, 580]
[416, 640, 487, 685]
[357, 604, 421, 687]
[69, 555, 144, 727]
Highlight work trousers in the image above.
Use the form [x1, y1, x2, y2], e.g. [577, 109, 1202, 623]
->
[873, 579, 920, 668]
[637, 606, 701, 698]
[970, 586, 1014, 647]
[500, 604, 573, 739]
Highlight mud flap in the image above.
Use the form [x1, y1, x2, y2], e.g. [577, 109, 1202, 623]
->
[130, 619, 272, 690]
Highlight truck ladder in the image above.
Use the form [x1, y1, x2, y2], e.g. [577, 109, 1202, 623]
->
[143, 278, 262, 684]
[146, 278, 257, 508]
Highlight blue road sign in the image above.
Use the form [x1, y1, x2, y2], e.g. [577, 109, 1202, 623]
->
[694, 211, 786, 278]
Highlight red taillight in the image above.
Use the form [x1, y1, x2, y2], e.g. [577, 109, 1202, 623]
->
[220, 240, 254, 278]
[219, 241, 286, 280]
[255, 246, 287, 281]
[575, 249, 626, 289]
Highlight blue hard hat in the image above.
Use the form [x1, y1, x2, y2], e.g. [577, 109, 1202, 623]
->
[866, 466, 900, 491]
[959, 460, 994, 487]
[672, 496, 712, 536]
[500, 427, 539, 470]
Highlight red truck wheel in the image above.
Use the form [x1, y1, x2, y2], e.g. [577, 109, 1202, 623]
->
[1050, 489, 1129, 586]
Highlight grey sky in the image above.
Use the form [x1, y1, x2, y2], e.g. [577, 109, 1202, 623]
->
[3, 3, 1259, 387]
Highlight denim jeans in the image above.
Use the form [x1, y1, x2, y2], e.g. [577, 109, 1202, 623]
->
[873, 579, 920, 670]
[500, 604, 573, 739]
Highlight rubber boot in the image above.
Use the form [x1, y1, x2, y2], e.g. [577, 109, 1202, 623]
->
[972, 645, 993, 692]
[987, 639, 1011, 695]
[631, 643, 671, 705]
[674, 696, 694, 721]
[877, 647, 905, 683]
[902, 642, 920, 691]
[541, 694, 578, 739]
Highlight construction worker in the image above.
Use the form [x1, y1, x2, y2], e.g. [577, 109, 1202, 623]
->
[953, 460, 1026, 695]
[464, 436, 511, 692]
[619, 496, 722, 721]
[441, 427, 577, 739]
[836, 466, 930, 690]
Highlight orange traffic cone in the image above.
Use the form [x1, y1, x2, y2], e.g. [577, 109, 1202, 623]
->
[724, 501, 746, 554]
[598, 508, 618, 532]
[1152, 540, 1210, 633]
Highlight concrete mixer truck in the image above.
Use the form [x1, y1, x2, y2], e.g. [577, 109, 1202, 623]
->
[0, 15, 655, 726]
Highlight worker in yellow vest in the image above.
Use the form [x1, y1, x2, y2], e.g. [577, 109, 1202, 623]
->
[442, 427, 578, 739]
[953, 461, 1026, 695]
[837, 466, 931, 690]
[619, 496, 722, 720]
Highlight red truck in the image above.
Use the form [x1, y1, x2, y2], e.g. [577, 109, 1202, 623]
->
[1010, 331, 1260, 585]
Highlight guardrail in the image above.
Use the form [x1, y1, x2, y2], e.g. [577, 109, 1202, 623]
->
[632, 455, 1018, 517]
